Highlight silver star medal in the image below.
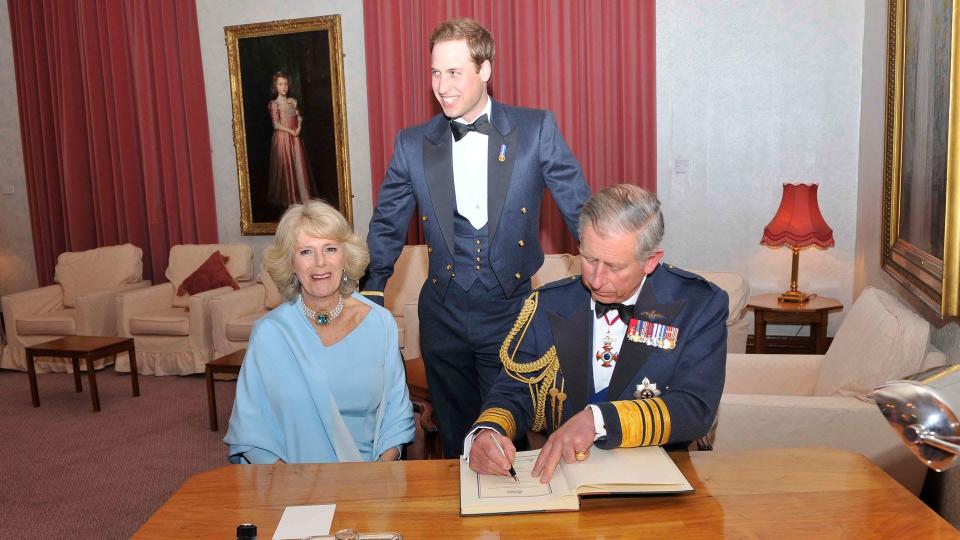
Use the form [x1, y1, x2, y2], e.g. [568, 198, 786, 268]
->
[633, 377, 661, 399]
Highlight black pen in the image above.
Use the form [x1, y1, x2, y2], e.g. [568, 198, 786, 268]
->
[489, 432, 519, 482]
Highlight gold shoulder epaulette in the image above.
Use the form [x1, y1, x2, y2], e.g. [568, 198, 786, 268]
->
[499, 290, 562, 432]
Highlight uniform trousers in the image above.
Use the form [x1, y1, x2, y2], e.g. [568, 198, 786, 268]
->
[418, 278, 528, 457]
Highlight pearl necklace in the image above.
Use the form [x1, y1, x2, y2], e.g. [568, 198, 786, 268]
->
[298, 294, 344, 326]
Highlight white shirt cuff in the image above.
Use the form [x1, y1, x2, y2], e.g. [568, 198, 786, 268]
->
[587, 404, 606, 441]
[462, 426, 499, 461]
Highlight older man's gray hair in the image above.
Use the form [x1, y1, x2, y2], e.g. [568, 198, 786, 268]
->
[578, 184, 664, 260]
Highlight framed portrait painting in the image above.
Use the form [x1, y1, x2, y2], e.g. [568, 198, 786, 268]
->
[883, 0, 960, 317]
[225, 15, 352, 235]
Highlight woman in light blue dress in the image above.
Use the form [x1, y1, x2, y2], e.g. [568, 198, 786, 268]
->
[225, 200, 414, 463]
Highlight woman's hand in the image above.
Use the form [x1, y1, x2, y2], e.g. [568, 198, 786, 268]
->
[378, 447, 400, 461]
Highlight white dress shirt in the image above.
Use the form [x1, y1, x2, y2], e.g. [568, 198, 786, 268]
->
[587, 279, 645, 439]
[451, 98, 492, 229]
[590, 285, 643, 394]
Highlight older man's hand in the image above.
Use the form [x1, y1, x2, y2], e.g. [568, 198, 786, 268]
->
[468, 431, 517, 476]
[531, 408, 597, 483]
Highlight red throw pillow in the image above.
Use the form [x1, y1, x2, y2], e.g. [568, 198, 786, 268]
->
[176, 250, 239, 296]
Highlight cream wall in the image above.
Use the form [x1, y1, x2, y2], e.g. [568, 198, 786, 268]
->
[0, 7, 37, 296]
[854, 0, 908, 306]
[656, 0, 864, 335]
[195, 0, 372, 268]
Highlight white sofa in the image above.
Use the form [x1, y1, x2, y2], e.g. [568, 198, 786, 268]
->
[713, 286, 946, 494]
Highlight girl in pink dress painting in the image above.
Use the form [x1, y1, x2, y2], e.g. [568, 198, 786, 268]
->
[267, 71, 313, 207]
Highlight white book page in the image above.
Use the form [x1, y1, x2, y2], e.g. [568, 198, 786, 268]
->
[478, 452, 553, 497]
[460, 450, 577, 512]
[561, 446, 691, 492]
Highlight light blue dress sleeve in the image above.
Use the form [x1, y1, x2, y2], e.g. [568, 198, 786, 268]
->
[373, 309, 415, 457]
[224, 320, 287, 464]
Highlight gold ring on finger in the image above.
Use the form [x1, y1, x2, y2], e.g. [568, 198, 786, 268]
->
[575, 450, 588, 462]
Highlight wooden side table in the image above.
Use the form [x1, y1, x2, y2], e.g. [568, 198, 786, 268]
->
[206, 349, 245, 431]
[747, 294, 843, 354]
[26, 335, 138, 412]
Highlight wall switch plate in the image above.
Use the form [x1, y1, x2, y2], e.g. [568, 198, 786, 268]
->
[674, 159, 689, 174]
[1, 184, 14, 195]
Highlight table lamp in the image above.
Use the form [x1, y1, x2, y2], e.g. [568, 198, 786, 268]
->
[873, 364, 960, 472]
[760, 183, 834, 303]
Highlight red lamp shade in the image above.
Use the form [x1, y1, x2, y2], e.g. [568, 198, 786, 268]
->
[761, 183, 834, 303]
[761, 183, 835, 249]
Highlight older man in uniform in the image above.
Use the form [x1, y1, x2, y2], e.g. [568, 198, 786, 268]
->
[467, 184, 727, 482]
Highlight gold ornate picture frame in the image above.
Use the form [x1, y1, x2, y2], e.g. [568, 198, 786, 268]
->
[883, 0, 960, 317]
[225, 15, 352, 235]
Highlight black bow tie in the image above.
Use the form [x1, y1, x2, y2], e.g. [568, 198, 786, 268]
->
[450, 114, 491, 141]
[595, 301, 634, 322]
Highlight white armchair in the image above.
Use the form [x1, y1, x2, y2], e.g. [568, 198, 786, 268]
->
[0, 244, 149, 373]
[209, 266, 285, 360]
[115, 244, 254, 375]
[713, 286, 946, 494]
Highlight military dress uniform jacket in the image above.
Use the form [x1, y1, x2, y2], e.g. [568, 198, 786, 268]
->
[474, 264, 729, 449]
[365, 101, 591, 300]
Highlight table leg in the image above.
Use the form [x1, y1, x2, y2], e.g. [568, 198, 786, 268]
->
[206, 367, 218, 431]
[814, 312, 829, 354]
[72, 357, 82, 392]
[27, 349, 39, 407]
[128, 343, 140, 397]
[754, 311, 767, 354]
[86, 357, 100, 412]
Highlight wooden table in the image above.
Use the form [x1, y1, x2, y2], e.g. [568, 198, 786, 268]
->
[206, 349, 245, 431]
[134, 448, 956, 538]
[26, 335, 138, 412]
[748, 293, 843, 354]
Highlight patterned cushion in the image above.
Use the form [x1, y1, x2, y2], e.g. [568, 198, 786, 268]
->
[166, 244, 254, 307]
[176, 251, 239, 297]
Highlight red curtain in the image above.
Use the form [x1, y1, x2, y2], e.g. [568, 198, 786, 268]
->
[363, 0, 656, 253]
[8, 0, 218, 284]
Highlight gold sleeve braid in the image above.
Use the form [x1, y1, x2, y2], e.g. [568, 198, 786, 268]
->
[610, 397, 671, 447]
[499, 291, 562, 433]
[475, 408, 517, 440]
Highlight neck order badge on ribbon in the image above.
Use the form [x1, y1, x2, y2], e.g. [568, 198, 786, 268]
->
[595, 311, 622, 368]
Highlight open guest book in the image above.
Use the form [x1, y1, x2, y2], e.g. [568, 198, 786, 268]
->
[459, 446, 693, 515]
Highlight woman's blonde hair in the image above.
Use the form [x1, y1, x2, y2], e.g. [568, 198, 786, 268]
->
[262, 200, 370, 301]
